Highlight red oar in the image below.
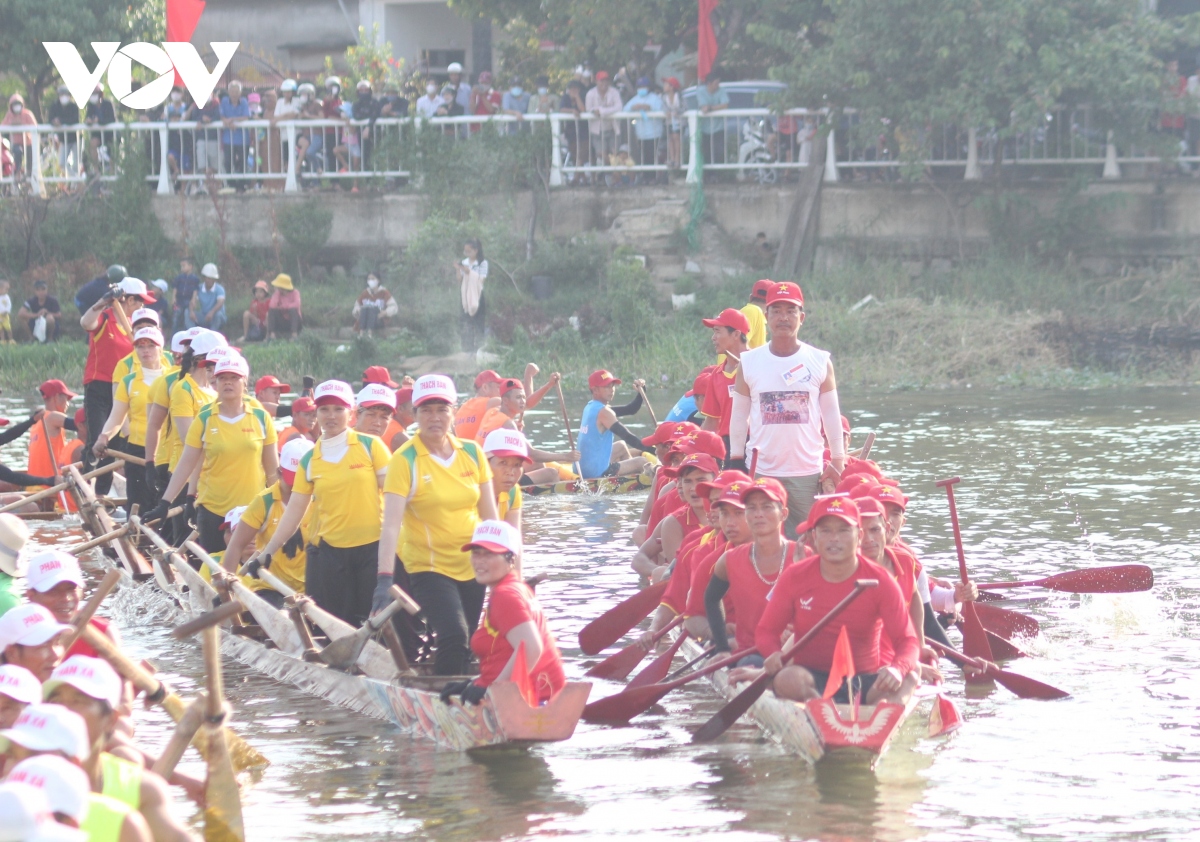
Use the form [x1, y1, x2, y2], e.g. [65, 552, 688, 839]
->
[973, 602, 1040, 639]
[579, 580, 669, 655]
[936, 477, 994, 666]
[984, 629, 1027, 660]
[692, 579, 878, 743]
[978, 564, 1153, 594]
[585, 615, 682, 680]
[930, 640, 1068, 700]
[582, 648, 754, 724]
[627, 630, 690, 689]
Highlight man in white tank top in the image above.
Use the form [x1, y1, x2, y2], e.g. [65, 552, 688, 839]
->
[728, 281, 844, 537]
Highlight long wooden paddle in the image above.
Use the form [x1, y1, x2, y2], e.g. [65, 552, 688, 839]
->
[105, 449, 147, 467]
[59, 568, 122, 651]
[633, 382, 658, 425]
[936, 476, 994, 665]
[317, 586, 420, 669]
[930, 640, 1068, 700]
[554, 379, 580, 477]
[150, 696, 206, 782]
[41, 417, 71, 512]
[582, 647, 754, 723]
[201, 624, 245, 842]
[664, 645, 717, 682]
[692, 579, 878, 743]
[578, 580, 669, 655]
[585, 615, 683, 680]
[627, 629, 690, 689]
[977, 564, 1153, 594]
[188, 546, 306, 657]
[0, 463, 120, 515]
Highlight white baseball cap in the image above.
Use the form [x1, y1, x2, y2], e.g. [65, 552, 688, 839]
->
[188, 329, 227, 358]
[133, 326, 164, 347]
[483, 428, 533, 463]
[200, 262, 219, 279]
[411, 374, 457, 407]
[0, 665, 41, 705]
[447, 62, 463, 73]
[279, 437, 314, 478]
[24, 551, 84, 593]
[222, 506, 246, 531]
[151, 279, 169, 293]
[115, 278, 155, 303]
[0, 703, 90, 762]
[130, 307, 159, 326]
[0, 513, 29, 578]
[6, 755, 91, 823]
[43, 656, 122, 708]
[461, 519, 522, 555]
[0, 605, 71, 651]
[313, 380, 354, 409]
[0, 782, 86, 842]
[356, 383, 396, 411]
[212, 351, 249, 379]
[280, 79, 298, 93]
[170, 330, 192, 354]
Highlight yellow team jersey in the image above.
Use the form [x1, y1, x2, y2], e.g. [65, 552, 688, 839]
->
[186, 399, 277, 516]
[741, 302, 767, 349]
[239, 481, 309, 593]
[112, 349, 174, 385]
[496, 483, 522, 521]
[384, 435, 492, 581]
[293, 430, 390, 548]
[114, 366, 167, 447]
[148, 369, 181, 466]
[167, 373, 216, 471]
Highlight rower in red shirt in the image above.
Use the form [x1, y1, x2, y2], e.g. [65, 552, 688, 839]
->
[644, 430, 725, 539]
[682, 471, 753, 639]
[441, 520, 566, 705]
[755, 494, 920, 706]
[704, 477, 798, 668]
[630, 421, 698, 545]
[629, 453, 718, 580]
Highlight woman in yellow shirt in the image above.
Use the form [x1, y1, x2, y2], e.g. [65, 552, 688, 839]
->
[377, 374, 498, 675]
[147, 352, 278, 553]
[248, 380, 391, 626]
[93, 326, 169, 514]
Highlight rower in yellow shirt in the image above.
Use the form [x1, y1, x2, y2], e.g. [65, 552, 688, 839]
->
[247, 380, 391, 627]
[142, 327, 196, 513]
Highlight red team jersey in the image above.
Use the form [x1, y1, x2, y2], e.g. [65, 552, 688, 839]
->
[471, 574, 565, 702]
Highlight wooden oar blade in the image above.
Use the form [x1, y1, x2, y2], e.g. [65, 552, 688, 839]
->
[581, 683, 673, 724]
[692, 673, 771, 742]
[585, 640, 650, 680]
[985, 630, 1026, 660]
[578, 580, 669, 655]
[992, 668, 1070, 700]
[959, 601, 994, 667]
[973, 602, 1040, 639]
[1042, 564, 1154, 594]
[202, 726, 245, 842]
[627, 633, 688, 690]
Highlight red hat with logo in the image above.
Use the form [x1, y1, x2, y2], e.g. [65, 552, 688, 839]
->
[840, 415, 851, 433]
[673, 453, 721, 479]
[500, 378, 523, 395]
[702, 308, 751, 335]
[254, 374, 290, 395]
[38, 380, 77, 400]
[292, 396, 316, 413]
[740, 476, 789, 508]
[856, 497, 886, 519]
[362, 366, 398, 389]
[668, 429, 726, 461]
[765, 281, 804, 307]
[641, 420, 699, 447]
[703, 474, 755, 509]
[796, 493, 861, 535]
[844, 459, 884, 481]
[473, 370, 503, 389]
[750, 279, 774, 300]
[871, 483, 908, 511]
[588, 369, 621, 389]
[839, 473, 879, 495]
[685, 365, 718, 398]
[695, 469, 752, 499]
[395, 386, 413, 406]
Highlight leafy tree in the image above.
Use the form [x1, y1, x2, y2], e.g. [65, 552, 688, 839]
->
[761, 0, 1200, 170]
[0, 0, 162, 119]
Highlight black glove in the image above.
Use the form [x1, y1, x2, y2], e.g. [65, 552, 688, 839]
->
[144, 463, 160, 497]
[725, 457, 748, 473]
[371, 574, 394, 615]
[143, 499, 171, 525]
[281, 529, 304, 559]
[244, 553, 267, 579]
[439, 680, 471, 704]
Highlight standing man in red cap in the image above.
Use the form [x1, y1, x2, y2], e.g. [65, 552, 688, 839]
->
[729, 281, 844, 536]
[577, 370, 653, 479]
[700, 308, 750, 457]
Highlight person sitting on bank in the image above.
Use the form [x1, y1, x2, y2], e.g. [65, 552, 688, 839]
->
[267, 274, 302, 340]
[187, 263, 225, 331]
[237, 280, 271, 343]
[353, 272, 396, 339]
[576, 370, 653, 479]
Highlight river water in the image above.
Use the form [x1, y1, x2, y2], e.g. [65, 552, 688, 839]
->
[5, 387, 1199, 841]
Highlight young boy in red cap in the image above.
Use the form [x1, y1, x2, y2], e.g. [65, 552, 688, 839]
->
[577, 369, 653, 479]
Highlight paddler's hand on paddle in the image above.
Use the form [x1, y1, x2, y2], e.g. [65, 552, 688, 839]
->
[962, 658, 997, 680]
[873, 665, 904, 695]
[142, 498, 171, 526]
[241, 551, 268, 579]
[918, 661, 944, 685]
[728, 666, 765, 685]
[650, 565, 670, 584]
[954, 581, 978, 603]
[92, 433, 110, 458]
[819, 461, 842, 495]
[370, 574, 394, 616]
[762, 651, 784, 676]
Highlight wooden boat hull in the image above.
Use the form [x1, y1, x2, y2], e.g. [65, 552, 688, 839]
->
[523, 473, 653, 498]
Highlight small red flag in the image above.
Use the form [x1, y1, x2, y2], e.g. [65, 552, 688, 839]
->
[697, 0, 719, 82]
[166, 0, 207, 85]
[512, 641, 538, 706]
[822, 625, 855, 700]
[928, 693, 963, 737]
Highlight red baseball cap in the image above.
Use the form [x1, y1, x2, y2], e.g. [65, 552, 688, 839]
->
[588, 370, 621, 389]
[363, 366, 399, 389]
[292, 396, 316, 413]
[695, 470, 753, 500]
[751, 279, 774, 300]
[798, 494, 861, 535]
[765, 281, 804, 307]
[839, 474, 879, 495]
[740, 476, 788, 507]
[844, 460, 884, 481]
[687, 369, 714, 399]
[500, 378, 523, 395]
[595, 71, 610, 81]
[856, 497, 886, 519]
[702, 308, 751, 335]
[668, 429, 726, 461]
[674, 453, 720, 478]
[254, 374, 290, 395]
[871, 484, 908, 511]
[38, 380, 77, 400]
[840, 415, 851, 433]
[73, 408, 86, 427]
[474, 370, 504, 389]
[395, 386, 413, 406]
[641, 420, 699, 447]
[713, 479, 756, 510]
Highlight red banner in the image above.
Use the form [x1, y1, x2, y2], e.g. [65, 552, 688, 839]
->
[166, 0, 206, 42]
[698, 0, 719, 81]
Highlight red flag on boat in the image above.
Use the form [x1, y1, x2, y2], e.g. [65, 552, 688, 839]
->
[166, 0, 207, 85]
[512, 641, 538, 706]
[822, 625, 855, 700]
[928, 693, 963, 737]
[698, 0, 719, 81]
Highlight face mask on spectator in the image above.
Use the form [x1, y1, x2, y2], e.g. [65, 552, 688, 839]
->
[638, 87, 649, 97]
[511, 86, 523, 97]
[170, 92, 182, 103]
[11, 103, 21, 114]
[538, 87, 549, 95]
[367, 277, 379, 289]
[426, 84, 437, 95]
[90, 94, 100, 104]
[329, 85, 340, 96]
[59, 95, 70, 105]
[251, 105, 262, 116]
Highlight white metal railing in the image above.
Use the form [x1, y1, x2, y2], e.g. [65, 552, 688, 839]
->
[0, 106, 1191, 193]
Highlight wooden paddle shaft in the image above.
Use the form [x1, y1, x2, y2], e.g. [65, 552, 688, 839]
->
[554, 380, 576, 452]
[105, 449, 147, 466]
[203, 626, 225, 721]
[936, 477, 969, 584]
[150, 697, 205, 781]
[172, 601, 245, 639]
[41, 417, 70, 512]
[634, 382, 657, 425]
[63, 525, 130, 555]
[80, 624, 168, 700]
[60, 568, 123, 651]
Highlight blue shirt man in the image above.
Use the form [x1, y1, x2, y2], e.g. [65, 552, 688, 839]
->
[501, 85, 531, 135]
[189, 270, 226, 331]
[219, 89, 250, 147]
[695, 78, 730, 135]
[624, 82, 664, 141]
